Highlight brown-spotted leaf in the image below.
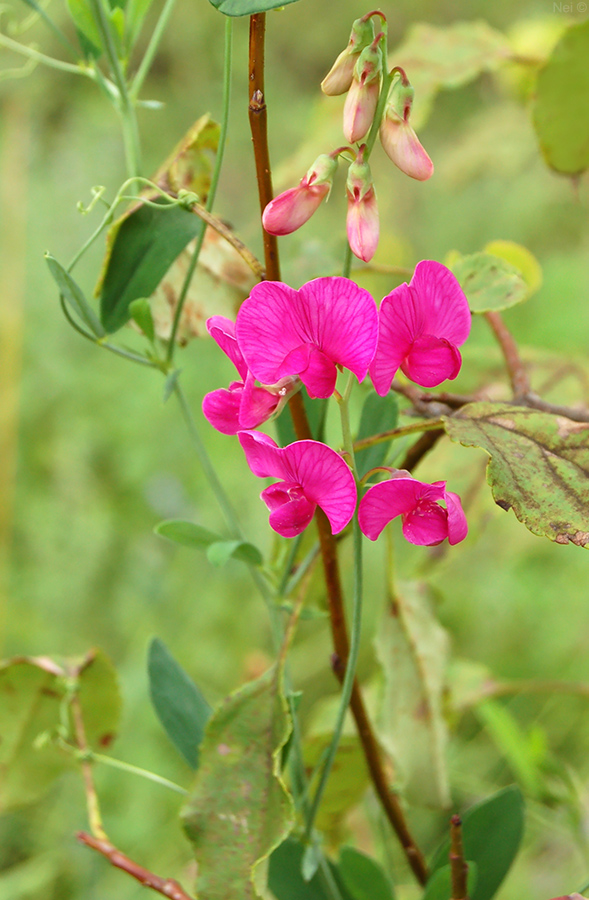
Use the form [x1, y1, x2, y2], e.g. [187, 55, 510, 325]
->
[444, 402, 589, 546]
[375, 581, 450, 808]
[151, 113, 220, 199]
[181, 664, 293, 899]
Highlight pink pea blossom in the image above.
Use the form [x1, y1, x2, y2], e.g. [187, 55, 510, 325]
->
[202, 316, 295, 435]
[380, 107, 434, 181]
[321, 15, 374, 96]
[238, 431, 356, 538]
[236, 277, 378, 399]
[343, 39, 382, 143]
[358, 472, 468, 546]
[346, 150, 379, 262]
[370, 260, 471, 393]
[262, 154, 338, 236]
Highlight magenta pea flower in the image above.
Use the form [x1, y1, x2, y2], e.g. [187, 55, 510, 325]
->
[370, 260, 471, 393]
[202, 316, 296, 435]
[236, 276, 378, 399]
[238, 431, 356, 538]
[358, 472, 468, 546]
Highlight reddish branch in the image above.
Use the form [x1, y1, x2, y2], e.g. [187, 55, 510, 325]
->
[449, 815, 469, 900]
[247, 14, 428, 886]
[77, 833, 194, 900]
[485, 311, 530, 398]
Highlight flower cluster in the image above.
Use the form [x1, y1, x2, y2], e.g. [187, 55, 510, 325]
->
[262, 12, 433, 262]
[202, 262, 469, 547]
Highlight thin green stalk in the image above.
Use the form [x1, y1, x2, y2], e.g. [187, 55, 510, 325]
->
[337, 371, 358, 478]
[304, 516, 363, 841]
[166, 17, 232, 363]
[342, 242, 353, 279]
[0, 32, 93, 76]
[578, 877, 589, 893]
[91, 752, 188, 795]
[318, 858, 346, 900]
[277, 533, 304, 596]
[130, 0, 178, 100]
[354, 417, 445, 453]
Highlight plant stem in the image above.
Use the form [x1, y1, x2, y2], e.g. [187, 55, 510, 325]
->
[0, 32, 94, 76]
[77, 832, 195, 900]
[399, 428, 444, 473]
[130, 0, 178, 100]
[304, 516, 363, 841]
[166, 17, 233, 363]
[91, 752, 188, 795]
[354, 417, 445, 453]
[450, 815, 469, 899]
[70, 693, 108, 840]
[485, 311, 530, 399]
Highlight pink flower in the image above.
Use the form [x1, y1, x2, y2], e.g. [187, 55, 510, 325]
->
[358, 473, 467, 546]
[346, 151, 379, 262]
[343, 40, 382, 143]
[380, 107, 434, 181]
[321, 15, 375, 96]
[370, 260, 471, 393]
[262, 154, 338, 236]
[236, 277, 378, 399]
[202, 316, 295, 435]
[238, 431, 356, 538]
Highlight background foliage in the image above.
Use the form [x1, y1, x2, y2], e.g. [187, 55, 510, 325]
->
[1, 0, 588, 897]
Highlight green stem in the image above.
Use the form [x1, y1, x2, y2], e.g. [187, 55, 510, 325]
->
[353, 417, 445, 453]
[304, 516, 363, 841]
[166, 16, 232, 364]
[337, 371, 358, 478]
[342, 242, 353, 279]
[0, 32, 94, 76]
[88, 0, 142, 176]
[92, 752, 188, 795]
[130, 0, 178, 100]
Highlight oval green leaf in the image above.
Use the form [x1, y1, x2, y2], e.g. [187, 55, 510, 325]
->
[532, 19, 589, 175]
[208, 0, 301, 17]
[148, 638, 212, 769]
[451, 252, 528, 313]
[154, 519, 222, 548]
[268, 838, 354, 900]
[339, 847, 396, 900]
[444, 402, 589, 547]
[429, 786, 524, 900]
[46, 254, 105, 337]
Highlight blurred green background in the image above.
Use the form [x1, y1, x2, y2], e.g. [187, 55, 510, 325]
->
[1, 0, 589, 896]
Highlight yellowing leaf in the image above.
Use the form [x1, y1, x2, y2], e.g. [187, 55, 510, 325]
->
[484, 240, 542, 296]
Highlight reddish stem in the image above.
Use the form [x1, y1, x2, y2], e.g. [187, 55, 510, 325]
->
[485, 311, 530, 399]
[449, 815, 469, 899]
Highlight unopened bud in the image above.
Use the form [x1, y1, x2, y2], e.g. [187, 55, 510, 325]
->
[346, 153, 379, 262]
[262, 154, 338, 236]
[379, 106, 434, 181]
[321, 16, 374, 96]
[343, 41, 382, 143]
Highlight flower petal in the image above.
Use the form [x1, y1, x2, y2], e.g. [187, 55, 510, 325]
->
[444, 490, 468, 545]
[410, 260, 471, 346]
[264, 488, 316, 538]
[238, 430, 287, 479]
[358, 477, 445, 541]
[202, 387, 242, 435]
[207, 316, 247, 381]
[238, 371, 280, 429]
[262, 183, 329, 236]
[369, 283, 414, 395]
[401, 334, 462, 387]
[282, 440, 356, 534]
[402, 502, 448, 545]
[346, 188, 379, 263]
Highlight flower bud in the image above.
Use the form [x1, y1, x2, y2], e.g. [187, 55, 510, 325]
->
[262, 154, 338, 236]
[321, 16, 374, 96]
[379, 107, 434, 181]
[343, 41, 382, 143]
[346, 152, 379, 262]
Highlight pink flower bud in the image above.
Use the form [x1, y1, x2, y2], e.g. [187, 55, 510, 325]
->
[321, 16, 374, 96]
[346, 153, 379, 262]
[343, 42, 382, 143]
[380, 107, 433, 181]
[262, 154, 337, 236]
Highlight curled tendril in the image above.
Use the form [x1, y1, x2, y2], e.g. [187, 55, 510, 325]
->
[77, 186, 107, 215]
[0, 51, 36, 80]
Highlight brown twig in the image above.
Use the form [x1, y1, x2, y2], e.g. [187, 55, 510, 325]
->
[400, 429, 445, 473]
[77, 832, 194, 900]
[247, 14, 428, 886]
[485, 311, 530, 399]
[450, 815, 469, 899]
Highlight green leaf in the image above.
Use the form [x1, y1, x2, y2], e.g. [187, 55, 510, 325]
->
[147, 638, 212, 769]
[423, 862, 477, 900]
[451, 252, 528, 313]
[268, 838, 354, 900]
[99, 202, 205, 333]
[0, 651, 121, 810]
[129, 297, 155, 342]
[355, 393, 399, 478]
[475, 700, 543, 797]
[181, 664, 294, 899]
[429, 786, 524, 900]
[375, 581, 450, 807]
[532, 19, 589, 175]
[339, 847, 395, 900]
[66, 0, 103, 53]
[125, 0, 155, 45]
[391, 21, 512, 127]
[443, 402, 589, 547]
[206, 540, 263, 568]
[45, 254, 106, 337]
[275, 390, 327, 446]
[155, 519, 222, 548]
[483, 240, 542, 297]
[208, 0, 301, 17]
[302, 735, 369, 842]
